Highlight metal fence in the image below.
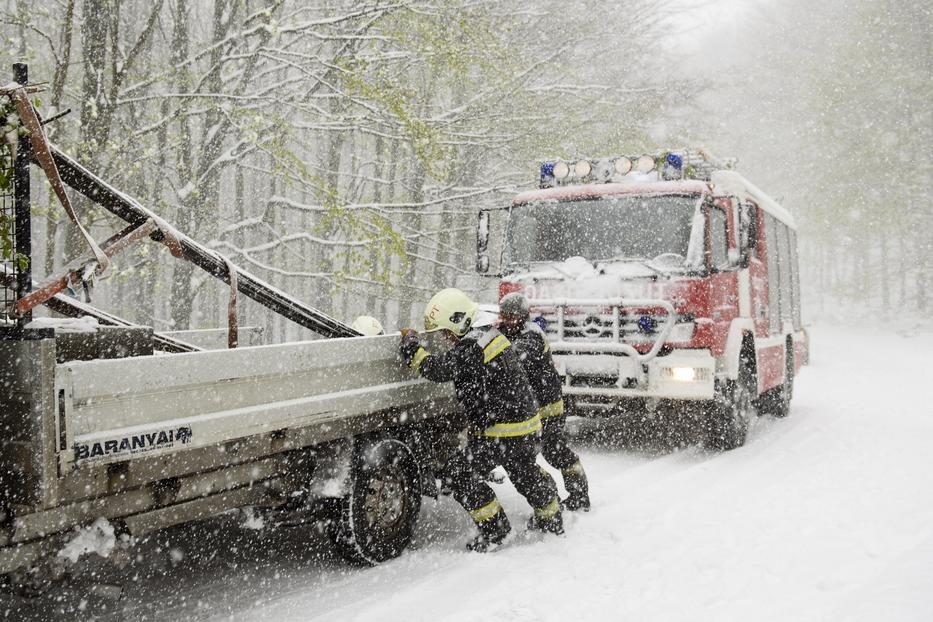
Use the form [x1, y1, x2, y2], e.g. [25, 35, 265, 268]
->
[1, 140, 17, 323]
[1, 64, 31, 327]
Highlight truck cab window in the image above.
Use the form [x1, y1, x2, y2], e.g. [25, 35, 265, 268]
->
[776, 222, 793, 322]
[765, 214, 781, 334]
[789, 229, 802, 329]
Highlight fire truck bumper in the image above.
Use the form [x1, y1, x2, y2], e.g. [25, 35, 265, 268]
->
[555, 349, 716, 403]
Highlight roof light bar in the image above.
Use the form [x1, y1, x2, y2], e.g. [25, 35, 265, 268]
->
[537, 149, 735, 188]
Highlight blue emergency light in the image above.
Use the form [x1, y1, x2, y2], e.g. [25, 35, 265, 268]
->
[637, 315, 657, 334]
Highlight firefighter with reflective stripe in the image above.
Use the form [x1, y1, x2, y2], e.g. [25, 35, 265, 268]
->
[499, 292, 591, 512]
[399, 288, 564, 551]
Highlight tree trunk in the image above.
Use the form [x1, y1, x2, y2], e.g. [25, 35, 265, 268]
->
[398, 153, 426, 328]
[66, 0, 112, 261]
[169, 0, 195, 328]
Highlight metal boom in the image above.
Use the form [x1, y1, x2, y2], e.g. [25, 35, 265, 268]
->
[45, 144, 359, 339]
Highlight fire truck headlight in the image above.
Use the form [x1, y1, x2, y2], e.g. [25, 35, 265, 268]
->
[553, 161, 570, 180]
[669, 367, 697, 382]
[636, 154, 656, 173]
[574, 160, 592, 178]
[614, 157, 632, 174]
[662, 365, 711, 383]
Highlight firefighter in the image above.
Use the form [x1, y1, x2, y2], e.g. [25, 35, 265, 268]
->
[399, 288, 564, 551]
[351, 315, 385, 336]
[498, 293, 591, 512]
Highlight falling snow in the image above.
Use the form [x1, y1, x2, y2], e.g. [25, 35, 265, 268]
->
[0, 0, 930, 620]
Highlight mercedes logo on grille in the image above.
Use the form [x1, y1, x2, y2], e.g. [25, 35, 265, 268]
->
[581, 314, 603, 339]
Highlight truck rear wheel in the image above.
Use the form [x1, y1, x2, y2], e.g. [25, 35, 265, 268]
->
[330, 438, 422, 565]
[706, 362, 756, 450]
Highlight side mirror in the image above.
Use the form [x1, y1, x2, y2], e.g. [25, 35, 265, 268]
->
[735, 203, 757, 269]
[743, 204, 758, 249]
[476, 210, 490, 273]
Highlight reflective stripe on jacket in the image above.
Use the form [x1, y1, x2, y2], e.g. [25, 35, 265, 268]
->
[402, 326, 539, 435]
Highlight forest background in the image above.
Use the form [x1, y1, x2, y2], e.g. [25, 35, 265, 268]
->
[1, 0, 930, 340]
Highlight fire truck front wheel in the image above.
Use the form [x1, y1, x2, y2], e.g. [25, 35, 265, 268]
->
[705, 362, 756, 451]
[329, 437, 422, 566]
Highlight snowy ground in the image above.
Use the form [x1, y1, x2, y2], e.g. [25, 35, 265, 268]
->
[5, 324, 933, 621]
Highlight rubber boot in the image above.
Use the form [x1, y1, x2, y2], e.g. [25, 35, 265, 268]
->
[527, 497, 565, 535]
[562, 465, 591, 512]
[466, 511, 512, 553]
[527, 510, 564, 535]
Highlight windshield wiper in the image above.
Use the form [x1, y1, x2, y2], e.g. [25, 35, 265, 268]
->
[639, 261, 665, 278]
[602, 255, 645, 262]
[599, 255, 664, 278]
[527, 260, 576, 279]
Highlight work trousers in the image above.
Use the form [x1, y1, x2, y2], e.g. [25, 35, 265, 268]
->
[541, 413, 580, 471]
[440, 433, 559, 526]
[541, 413, 589, 505]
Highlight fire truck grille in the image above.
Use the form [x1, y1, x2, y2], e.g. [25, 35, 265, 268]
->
[538, 310, 668, 344]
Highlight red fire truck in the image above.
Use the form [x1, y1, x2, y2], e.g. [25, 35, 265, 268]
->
[476, 149, 808, 449]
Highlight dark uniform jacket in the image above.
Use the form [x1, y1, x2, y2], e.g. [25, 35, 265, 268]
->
[402, 327, 539, 436]
[506, 321, 563, 414]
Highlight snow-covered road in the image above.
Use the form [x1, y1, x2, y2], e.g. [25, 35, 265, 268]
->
[7, 325, 933, 621]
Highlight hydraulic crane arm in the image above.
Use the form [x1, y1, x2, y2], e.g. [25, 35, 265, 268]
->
[44, 145, 360, 339]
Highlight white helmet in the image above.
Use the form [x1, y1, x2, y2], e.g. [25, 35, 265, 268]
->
[351, 315, 384, 336]
[423, 288, 478, 336]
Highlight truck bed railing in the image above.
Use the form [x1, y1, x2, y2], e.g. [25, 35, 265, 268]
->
[56, 334, 453, 471]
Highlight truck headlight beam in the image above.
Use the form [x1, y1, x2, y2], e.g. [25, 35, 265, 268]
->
[669, 367, 697, 382]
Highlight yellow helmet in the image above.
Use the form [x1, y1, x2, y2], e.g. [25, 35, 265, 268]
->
[423, 288, 478, 336]
[351, 315, 384, 336]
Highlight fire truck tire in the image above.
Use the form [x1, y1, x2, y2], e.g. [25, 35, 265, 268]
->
[329, 438, 422, 566]
[706, 362, 755, 450]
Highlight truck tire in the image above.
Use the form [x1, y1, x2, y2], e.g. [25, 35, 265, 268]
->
[330, 438, 422, 566]
[706, 361, 756, 450]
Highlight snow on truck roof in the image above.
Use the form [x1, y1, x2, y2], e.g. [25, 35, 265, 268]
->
[709, 170, 796, 229]
[512, 180, 710, 205]
[513, 172, 795, 229]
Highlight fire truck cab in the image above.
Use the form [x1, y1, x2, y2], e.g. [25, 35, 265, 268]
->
[476, 150, 808, 449]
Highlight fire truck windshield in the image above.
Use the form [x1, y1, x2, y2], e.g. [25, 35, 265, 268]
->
[505, 194, 702, 267]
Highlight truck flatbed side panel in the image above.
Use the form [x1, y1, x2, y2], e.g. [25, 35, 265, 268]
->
[56, 335, 451, 470]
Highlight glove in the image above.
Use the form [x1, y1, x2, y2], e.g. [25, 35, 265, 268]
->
[398, 328, 422, 361]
